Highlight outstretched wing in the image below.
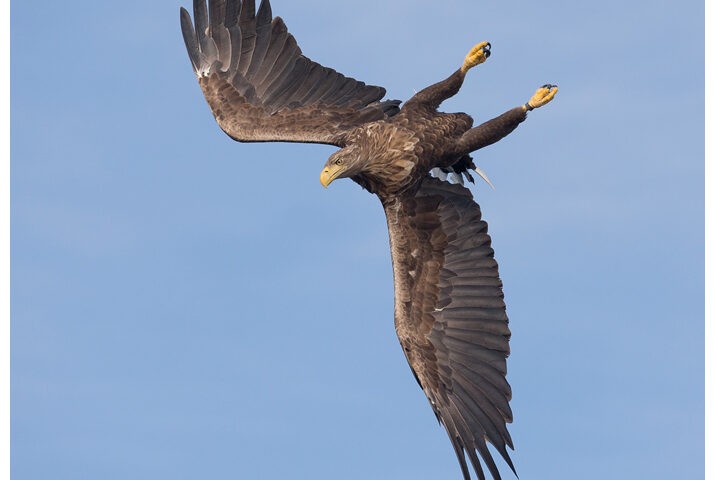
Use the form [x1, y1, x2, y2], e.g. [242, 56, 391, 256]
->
[180, 0, 400, 146]
[384, 177, 515, 480]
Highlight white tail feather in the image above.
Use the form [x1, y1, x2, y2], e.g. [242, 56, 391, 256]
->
[472, 166, 495, 190]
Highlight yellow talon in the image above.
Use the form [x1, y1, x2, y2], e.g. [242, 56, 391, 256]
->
[461, 41, 491, 73]
[525, 84, 558, 110]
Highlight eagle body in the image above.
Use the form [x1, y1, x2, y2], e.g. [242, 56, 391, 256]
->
[340, 105, 528, 197]
[343, 110, 473, 196]
[180, 1, 557, 479]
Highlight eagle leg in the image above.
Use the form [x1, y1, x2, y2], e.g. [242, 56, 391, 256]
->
[453, 106, 528, 155]
[453, 84, 558, 156]
[460, 42, 491, 74]
[403, 70, 463, 110]
[403, 41, 489, 111]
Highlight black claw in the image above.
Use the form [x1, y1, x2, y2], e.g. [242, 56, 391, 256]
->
[484, 42, 491, 58]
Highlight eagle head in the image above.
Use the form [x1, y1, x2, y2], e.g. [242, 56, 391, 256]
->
[320, 147, 364, 188]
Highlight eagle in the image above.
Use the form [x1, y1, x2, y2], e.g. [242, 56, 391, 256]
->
[179, 1, 557, 479]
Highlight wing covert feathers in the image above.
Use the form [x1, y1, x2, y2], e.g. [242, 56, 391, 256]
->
[180, 0, 400, 145]
[384, 177, 515, 480]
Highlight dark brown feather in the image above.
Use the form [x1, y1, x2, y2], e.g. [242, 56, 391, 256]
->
[208, 0, 229, 68]
[301, 67, 339, 105]
[245, 0, 273, 80]
[181, 5, 545, 479]
[180, 8, 201, 72]
[262, 56, 311, 111]
[252, 18, 288, 86]
[258, 35, 299, 98]
[180, 0, 399, 145]
[236, 0, 257, 75]
[383, 177, 517, 480]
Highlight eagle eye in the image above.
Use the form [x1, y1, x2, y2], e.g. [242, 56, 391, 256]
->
[335, 159, 343, 165]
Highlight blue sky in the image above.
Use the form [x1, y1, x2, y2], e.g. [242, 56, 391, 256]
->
[11, 0, 703, 479]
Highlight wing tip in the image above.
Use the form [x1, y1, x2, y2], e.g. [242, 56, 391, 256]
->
[381, 99, 402, 116]
[180, 7, 201, 74]
[257, 0, 273, 22]
[499, 448, 518, 478]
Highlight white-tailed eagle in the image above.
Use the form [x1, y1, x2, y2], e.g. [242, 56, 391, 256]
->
[180, 1, 557, 478]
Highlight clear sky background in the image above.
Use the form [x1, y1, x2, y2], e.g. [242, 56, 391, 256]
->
[11, 0, 704, 479]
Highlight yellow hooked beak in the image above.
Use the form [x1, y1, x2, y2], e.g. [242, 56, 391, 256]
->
[320, 164, 345, 188]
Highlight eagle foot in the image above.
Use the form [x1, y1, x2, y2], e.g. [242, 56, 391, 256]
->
[525, 84, 558, 111]
[461, 42, 491, 73]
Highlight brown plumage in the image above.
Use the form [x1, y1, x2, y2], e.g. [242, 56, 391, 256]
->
[180, 1, 557, 479]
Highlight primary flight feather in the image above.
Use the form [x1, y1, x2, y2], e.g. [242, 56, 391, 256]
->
[179, 1, 557, 479]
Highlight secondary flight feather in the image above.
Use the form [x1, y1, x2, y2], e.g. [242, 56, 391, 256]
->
[179, 1, 557, 479]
